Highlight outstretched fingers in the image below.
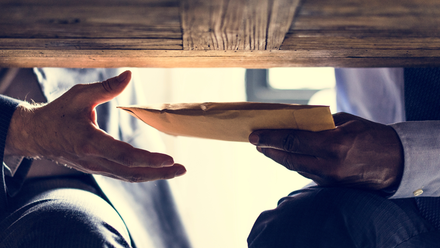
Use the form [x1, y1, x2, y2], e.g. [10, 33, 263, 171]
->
[250, 129, 332, 157]
[99, 162, 187, 182]
[66, 156, 186, 182]
[257, 147, 328, 177]
[332, 112, 363, 126]
[83, 129, 175, 168]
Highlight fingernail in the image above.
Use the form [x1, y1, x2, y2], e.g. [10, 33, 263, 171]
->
[249, 133, 259, 145]
[162, 158, 174, 167]
[175, 168, 187, 177]
[117, 71, 130, 83]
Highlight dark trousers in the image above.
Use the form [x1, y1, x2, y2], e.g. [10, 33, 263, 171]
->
[0, 175, 131, 248]
[248, 187, 440, 248]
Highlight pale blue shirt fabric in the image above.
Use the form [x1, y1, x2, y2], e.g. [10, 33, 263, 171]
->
[21, 68, 189, 248]
[6, 68, 440, 202]
[335, 68, 440, 198]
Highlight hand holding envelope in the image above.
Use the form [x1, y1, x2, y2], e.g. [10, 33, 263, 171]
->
[249, 112, 404, 191]
[119, 103, 403, 190]
[118, 102, 335, 142]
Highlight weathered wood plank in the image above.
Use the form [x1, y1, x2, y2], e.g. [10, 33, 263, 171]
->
[0, 0, 175, 4]
[181, 0, 301, 50]
[2, 0, 440, 67]
[0, 0, 182, 51]
[0, 6, 181, 39]
[0, 39, 182, 50]
[2, 49, 440, 68]
[266, 0, 302, 50]
[281, 0, 440, 59]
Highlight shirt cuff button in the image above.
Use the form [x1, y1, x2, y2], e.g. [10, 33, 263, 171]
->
[413, 189, 424, 196]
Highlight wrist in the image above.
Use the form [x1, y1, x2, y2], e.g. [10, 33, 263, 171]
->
[5, 102, 41, 158]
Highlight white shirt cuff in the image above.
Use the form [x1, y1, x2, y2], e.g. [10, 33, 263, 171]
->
[390, 121, 440, 198]
[3, 155, 24, 177]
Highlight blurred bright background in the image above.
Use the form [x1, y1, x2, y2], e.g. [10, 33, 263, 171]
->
[134, 67, 336, 248]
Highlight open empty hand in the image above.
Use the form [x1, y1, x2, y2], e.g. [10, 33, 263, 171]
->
[5, 71, 186, 182]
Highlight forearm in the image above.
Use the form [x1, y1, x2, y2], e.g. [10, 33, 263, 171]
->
[4, 102, 42, 158]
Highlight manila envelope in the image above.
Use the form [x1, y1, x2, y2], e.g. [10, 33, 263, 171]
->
[118, 102, 335, 142]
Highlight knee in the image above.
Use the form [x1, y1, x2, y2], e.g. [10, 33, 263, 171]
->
[248, 187, 386, 248]
[2, 189, 131, 248]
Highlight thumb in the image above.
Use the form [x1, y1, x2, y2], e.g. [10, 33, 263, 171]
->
[332, 112, 359, 126]
[83, 70, 132, 107]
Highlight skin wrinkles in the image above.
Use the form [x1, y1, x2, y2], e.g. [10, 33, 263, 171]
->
[250, 112, 404, 191]
[282, 133, 297, 153]
[5, 71, 186, 182]
[101, 78, 114, 93]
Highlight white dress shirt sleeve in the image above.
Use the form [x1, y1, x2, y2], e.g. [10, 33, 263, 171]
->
[335, 68, 440, 198]
[390, 121, 440, 198]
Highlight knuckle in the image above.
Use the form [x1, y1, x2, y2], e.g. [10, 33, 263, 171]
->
[280, 155, 295, 170]
[70, 84, 83, 91]
[116, 154, 136, 167]
[326, 144, 344, 158]
[69, 84, 88, 95]
[282, 134, 298, 152]
[259, 147, 269, 157]
[101, 79, 113, 93]
[127, 175, 143, 183]
[323, 131, 349, 159]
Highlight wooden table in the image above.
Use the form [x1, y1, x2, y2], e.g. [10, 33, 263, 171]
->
[1, 0, 440, 68]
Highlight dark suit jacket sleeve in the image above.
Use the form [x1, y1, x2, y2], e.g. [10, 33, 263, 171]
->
[0, 95, 20, 163]
[0, 95, 32, 202]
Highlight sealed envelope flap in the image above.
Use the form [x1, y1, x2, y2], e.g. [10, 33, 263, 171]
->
[118, 102, 335, 142]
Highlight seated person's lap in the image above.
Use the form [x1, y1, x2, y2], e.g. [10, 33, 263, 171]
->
[0, 175, 131, 248]
[248, 187, 440, 248]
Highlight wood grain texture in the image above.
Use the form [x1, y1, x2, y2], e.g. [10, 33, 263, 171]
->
[280, 0, 440, 64]
[1, 0, 440, 67]
[0, 39, 183, 50]
[0, 0, 182, 50]
[2, 49, 440, 68]
[266, 0, 303, 50]
[181, 0, 301, 50]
